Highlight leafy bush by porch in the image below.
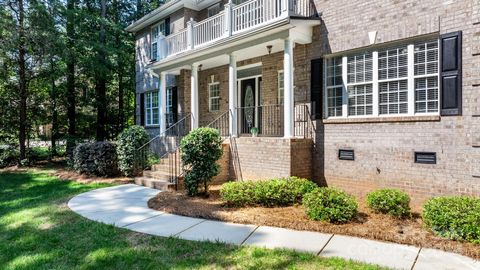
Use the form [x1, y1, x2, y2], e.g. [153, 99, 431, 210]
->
[116, 126, 150, 176]
[220, 177, 317, 207]
[73, 141, 118, 177]
[366, 189, 411, 218]
[422, 196, 480, 244]
[302, 187, 358, 223]
[180, 127, 223, 196]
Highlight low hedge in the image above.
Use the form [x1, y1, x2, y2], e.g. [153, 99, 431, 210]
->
[366, 189, 411, 218]
[423, 196, 480, 244]
[302, 187, 358, 223]
[220, 177, 317, 207]
[73, 141, 118, 177]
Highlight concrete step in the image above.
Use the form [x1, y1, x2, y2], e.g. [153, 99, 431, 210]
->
[134, 177, 175, 191]
[151, 162, 181, 171]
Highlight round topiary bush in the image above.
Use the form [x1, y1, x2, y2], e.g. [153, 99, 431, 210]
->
[422, 196, 480, 244]
[366, 188, 411, 218]
[180, 127, 223, 196]
[116, 126, 150, 176]
[302, 187, 358, 223]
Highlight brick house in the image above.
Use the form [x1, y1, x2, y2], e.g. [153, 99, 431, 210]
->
[127, 0, 480, 201]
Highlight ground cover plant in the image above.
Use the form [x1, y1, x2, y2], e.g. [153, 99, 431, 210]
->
[0, 170, 385, 270]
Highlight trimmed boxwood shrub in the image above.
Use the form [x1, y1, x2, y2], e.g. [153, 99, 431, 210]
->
[423, 196, 480, 244]
[116, 126, 150, 176]
[180, 127, 223, 196]
[220, 177, 317, 207]
[73, 141, 118, 177]
[366, 189, 411, 218]
[302, 187, 358, 223]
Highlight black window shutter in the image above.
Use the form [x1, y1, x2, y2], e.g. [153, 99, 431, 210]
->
[140, 93, 145, 126]
[165, 17, 170, 36]
[440, 31, 462, 116]
[311, 58, 323, 119]
[172, 86, 178, 123]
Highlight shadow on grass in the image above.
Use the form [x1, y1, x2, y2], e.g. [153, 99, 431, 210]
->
[0, 171, 384, 270]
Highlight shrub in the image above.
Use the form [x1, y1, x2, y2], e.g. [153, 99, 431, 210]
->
[220, 177, 317, 207]
[423, 196, 480, 244]
[366, 189, 411, 218]
[73, 141, 118, 177]
[180, 127, 223, 196]
[116, 126, 150, 176]
[0, 145, 19, 168]
[302, 187, 358, 223]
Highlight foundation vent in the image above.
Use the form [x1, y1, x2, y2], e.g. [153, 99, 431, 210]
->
[415, 152, 436, 164]
[338, 149, 355, 161]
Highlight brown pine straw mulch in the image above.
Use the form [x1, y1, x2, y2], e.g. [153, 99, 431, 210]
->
[148, 185, 480, 260]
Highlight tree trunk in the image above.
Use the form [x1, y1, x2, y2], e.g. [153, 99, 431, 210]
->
[50, 60, 58, 158]
[66, 0, 76, 155]
[18, 0, 27, 161]
[96, 0, 107, 141]
[113, 0, 124, 134]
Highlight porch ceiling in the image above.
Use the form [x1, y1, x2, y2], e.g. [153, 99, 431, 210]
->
[150, 19, 319, 74]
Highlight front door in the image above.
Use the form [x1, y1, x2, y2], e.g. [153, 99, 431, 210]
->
[240, 78, 257, 134]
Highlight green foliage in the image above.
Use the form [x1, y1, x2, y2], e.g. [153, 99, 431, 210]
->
[366, 189, 411, 218]
[180, 128, 223, 196]
[220, 177, 318, 207]
[116, 126, 149, 176]
[27, 147, 51, 162]
[73, 141, 118, 177]
[302, 187, 358, 223]
[422, 196, 480, 244]
[0, 145, 19, 168]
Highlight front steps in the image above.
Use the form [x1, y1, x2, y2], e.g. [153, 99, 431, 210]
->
[134, 152, 180, 191]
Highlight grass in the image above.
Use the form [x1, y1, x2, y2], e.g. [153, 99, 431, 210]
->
[0, 170, 389, 270]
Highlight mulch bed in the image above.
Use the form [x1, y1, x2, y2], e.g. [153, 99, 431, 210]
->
[148, 186, 480, 260]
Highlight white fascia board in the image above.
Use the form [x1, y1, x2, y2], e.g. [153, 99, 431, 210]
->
[126, 0, 183, 33]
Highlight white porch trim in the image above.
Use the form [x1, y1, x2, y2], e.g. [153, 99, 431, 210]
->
[191, 63, 199, 129]
[283, 38, 294, 138]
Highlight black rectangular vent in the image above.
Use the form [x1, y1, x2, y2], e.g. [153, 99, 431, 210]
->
[415, 152, 436, 164]
[339, 149, 354, 161]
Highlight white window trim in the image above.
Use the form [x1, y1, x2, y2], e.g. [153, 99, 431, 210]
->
[145, 91, 160, 126]
[323, 40, 440, 120]
[208, 82, 220, 112]
[150, 20, 166, 61]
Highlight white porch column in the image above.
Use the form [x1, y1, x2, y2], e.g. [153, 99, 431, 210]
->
[159, 72, 167, 134]
[283, 38, 294, 138]
[190, 63, 199, 129]
[229, 53, 238, 137]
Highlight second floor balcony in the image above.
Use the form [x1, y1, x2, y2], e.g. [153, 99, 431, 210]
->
[153, 0, 318, 62]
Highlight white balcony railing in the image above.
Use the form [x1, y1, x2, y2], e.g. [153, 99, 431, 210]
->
[159, 0, 314, 61]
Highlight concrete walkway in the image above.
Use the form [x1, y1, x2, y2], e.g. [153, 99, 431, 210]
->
[68, 184, 480, 270]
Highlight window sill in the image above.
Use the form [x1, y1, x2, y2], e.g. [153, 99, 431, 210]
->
[322, 115, 441, 124]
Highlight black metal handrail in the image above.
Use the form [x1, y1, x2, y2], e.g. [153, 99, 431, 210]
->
[206, 110, 230, 137]
[237, 104, 284, 136]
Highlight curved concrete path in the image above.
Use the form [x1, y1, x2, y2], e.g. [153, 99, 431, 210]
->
[68, 184, 480, 270]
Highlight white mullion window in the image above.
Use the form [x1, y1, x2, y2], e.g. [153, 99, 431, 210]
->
[325, 57, 343, 117]
[208, 82, 220, 112]
[145, 91, 159, 126]
[378, 46, 409, 115]
[278, 70, 284, 105]
[414, 40, 439, 114]
[346, 52, 373, 116]
[151, 21, 166, 61]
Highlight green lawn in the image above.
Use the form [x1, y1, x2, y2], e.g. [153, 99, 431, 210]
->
[0, 170, 388, 270]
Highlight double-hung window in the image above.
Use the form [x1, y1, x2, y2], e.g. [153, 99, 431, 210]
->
[145, 91, 159, 126]
[325, 57, 343, 117]
[324, 39, 439, 119]
[151, 21, 166, 61]
[208, 83, 220, 112]
[166, 87, 174, 126]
